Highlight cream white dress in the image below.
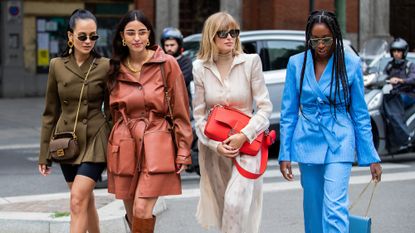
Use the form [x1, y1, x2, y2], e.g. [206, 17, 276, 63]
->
[193, 53, 272, 233]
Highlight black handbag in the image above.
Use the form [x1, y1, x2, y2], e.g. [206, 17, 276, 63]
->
[49, 59, 96, 161]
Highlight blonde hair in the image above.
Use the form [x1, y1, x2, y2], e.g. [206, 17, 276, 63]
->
[197, 12, 243, 62]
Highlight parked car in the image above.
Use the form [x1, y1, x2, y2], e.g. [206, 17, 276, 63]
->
[184, 30, 358, 174]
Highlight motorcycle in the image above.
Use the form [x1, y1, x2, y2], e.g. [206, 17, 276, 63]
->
[362, 38, 415, 155]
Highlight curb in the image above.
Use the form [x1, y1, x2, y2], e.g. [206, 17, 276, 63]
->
[0, 194, 167, 233]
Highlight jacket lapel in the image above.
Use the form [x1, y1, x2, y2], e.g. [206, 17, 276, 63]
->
[79, 55, 98, 76]
[318, 54, 334, 95]
[203, 61, 223, 85]
[117, 46, 166, 84]
[305, 50, 330, 103]
[63, 55, 96, 80]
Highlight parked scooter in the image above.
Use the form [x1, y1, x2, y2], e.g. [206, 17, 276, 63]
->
[362, 38, 415, 155]
[365, 74, 415, 155]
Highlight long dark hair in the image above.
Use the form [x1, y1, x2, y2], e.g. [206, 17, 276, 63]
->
[299, 10, 349, 113]
[60, 9, 101, 58]
[108, 10, 156, 85]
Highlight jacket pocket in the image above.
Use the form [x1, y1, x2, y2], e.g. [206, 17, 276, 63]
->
[144, 130, 176, 174]
[107, 138, 137, 176]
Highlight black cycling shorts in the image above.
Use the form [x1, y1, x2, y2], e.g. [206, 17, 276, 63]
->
[60, 162, 106, 183]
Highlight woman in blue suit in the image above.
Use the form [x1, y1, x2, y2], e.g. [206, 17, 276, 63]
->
[279, 10, 383, 233]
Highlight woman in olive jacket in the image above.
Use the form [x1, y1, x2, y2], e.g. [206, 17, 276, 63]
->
[38, 9, 110, 233]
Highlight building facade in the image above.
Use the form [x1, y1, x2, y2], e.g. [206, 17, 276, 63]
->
[0, 0, 399, 97]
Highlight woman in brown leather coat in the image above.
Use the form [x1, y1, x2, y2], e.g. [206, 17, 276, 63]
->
[107, 10, 192, 232]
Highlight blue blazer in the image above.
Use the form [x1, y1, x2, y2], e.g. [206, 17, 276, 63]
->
[278, 50, 380, 166]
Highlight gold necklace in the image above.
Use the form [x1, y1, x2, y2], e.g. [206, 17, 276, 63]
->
[126, 57, 140, 73]
[126, 51, 152, 74]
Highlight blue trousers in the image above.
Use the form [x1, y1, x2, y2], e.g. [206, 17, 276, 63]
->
[299, 162, 352, 233]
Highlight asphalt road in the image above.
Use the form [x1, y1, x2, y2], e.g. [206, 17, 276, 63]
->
[1, 146, 415, 233]
[1, 98, 415, 232]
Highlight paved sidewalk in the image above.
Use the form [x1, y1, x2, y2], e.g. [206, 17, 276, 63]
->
[0, 98, 168, 233]
[0, 189, 167, 233]
[0, 97, 44, 149]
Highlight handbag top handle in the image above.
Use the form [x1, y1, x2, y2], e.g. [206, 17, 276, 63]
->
[349, 180, 378, 216]
[54, 58, 96, 137]
[159, 64, 174, 127]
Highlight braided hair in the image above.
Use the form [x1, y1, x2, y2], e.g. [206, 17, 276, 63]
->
[299, 10, 350, 113]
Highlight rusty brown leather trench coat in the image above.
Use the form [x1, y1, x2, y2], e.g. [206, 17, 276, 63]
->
[107, 46, 192, 199]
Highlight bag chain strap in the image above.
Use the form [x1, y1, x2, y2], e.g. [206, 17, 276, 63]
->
[54, 58, 96, 138]
[349, 180, 378, 216]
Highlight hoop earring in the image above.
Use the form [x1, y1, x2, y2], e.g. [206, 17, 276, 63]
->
[122, 39, 126, 46]
[146, 41, 150, 46]
[67, 40, 74, 54]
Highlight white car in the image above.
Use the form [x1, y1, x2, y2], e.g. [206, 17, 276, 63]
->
[184, 30, 358, 144]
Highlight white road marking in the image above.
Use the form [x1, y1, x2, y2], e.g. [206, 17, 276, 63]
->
[167, 171, 415, 200]
[0, 144, 39, 150]
[181, 162, 410, 180]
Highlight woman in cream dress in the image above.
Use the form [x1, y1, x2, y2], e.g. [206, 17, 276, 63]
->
[193, 12, 272, 233]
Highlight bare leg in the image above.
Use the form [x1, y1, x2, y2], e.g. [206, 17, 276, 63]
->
[131, 197, 157, 233]
[133, 197, 158, 219]
[130, 182, 158, 233]
[123, 199, 134, 230]
[69, 175, 98, 233]
[87, 193, 100, 233]
[67, 182, 100, 233]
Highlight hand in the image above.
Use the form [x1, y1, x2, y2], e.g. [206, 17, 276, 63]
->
[217, 142, 239, 158]
[38, 164, 51, 176]
[223, 133, 248, 150]
[280, 161, 294, 181]
[370, 163, 382, 182]
[389, 77, 404, 85]
[176, 164, 187, 174]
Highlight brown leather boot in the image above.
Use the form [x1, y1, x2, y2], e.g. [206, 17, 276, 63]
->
[132, 215, 156, 233]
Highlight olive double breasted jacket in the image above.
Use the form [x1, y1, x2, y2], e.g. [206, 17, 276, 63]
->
[39, 55, 111, 166]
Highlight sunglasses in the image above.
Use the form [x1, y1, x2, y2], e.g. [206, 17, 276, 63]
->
[74, 33, 99, 42]
[216, 29, 240, 39]
[309, 37, 333, 48]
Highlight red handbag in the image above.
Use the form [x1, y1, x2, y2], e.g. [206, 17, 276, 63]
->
[204, 105, 276, 179]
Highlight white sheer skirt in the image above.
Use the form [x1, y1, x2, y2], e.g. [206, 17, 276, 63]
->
[196, 141, 264, 233]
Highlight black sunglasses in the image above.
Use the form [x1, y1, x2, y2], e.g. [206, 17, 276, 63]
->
[75, 33, 99, 42]
[216, 29, 240, 39]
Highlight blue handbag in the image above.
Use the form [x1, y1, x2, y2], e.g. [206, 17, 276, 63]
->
[349, 180, 378, 233]
[349, 215, 371, 233]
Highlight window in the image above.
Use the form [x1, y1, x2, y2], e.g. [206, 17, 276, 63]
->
[242, 41, 257, 54]
[182, 41, 200, 61]
[259, 40, 305, 71]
